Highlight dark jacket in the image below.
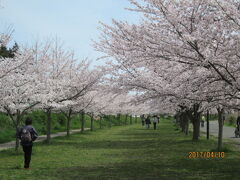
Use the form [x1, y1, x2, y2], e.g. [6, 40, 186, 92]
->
[17, 125, 38, 146]
[145, 117, 151, 124]
[237, 117, 240, 126]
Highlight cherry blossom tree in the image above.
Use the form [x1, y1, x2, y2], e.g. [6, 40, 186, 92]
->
[94, 0, 240, 149]
[32, 40, 103, 141]
[59, 70, 103, 136]
[0, 48, 39, 150]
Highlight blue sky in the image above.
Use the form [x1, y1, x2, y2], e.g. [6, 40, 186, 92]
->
[0, 0, 141, 64]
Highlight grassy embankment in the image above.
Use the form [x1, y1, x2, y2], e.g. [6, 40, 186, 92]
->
[0, 111, 130, 143]
[0, 118, 239, 180]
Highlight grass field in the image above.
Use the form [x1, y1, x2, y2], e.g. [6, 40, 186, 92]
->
[0, 119, 239, 180]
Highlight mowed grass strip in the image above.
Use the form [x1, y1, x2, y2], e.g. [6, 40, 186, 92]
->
[0, 119, 239, 180]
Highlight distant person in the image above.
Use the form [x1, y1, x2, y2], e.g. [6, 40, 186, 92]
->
[153, 115, 158, 130]
[18, 117, 38, 169]
[237, 116, 240, 131]
[145, 116, 151, 129]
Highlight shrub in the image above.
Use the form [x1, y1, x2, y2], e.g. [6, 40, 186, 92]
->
[227, 115, 236, 125]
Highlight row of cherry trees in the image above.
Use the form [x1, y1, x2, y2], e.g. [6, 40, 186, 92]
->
[95, 0, 240, 150]
[0, 32, 148, 150]
[3, 0, 239, 151]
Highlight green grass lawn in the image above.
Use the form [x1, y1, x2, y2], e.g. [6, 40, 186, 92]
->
[0, 119, 239, 180]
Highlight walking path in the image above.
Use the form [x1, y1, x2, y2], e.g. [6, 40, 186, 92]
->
[200, 121, 240, 144]
[0, 128, 90, 151]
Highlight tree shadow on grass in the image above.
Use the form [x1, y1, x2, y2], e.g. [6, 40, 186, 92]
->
[46, 139, 159, 150]
[174, 139, 198, 144]
[49, 159, 239, 180]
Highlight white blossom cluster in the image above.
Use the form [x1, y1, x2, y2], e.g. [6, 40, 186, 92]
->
[95, 0, 240, 114]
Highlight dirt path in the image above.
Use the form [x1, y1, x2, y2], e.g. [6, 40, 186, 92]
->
[200, 121, 240, 144]
[0, 128, 89, 151]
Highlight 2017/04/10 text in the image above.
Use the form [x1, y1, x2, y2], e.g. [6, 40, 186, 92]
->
[188, 152, 224, 159]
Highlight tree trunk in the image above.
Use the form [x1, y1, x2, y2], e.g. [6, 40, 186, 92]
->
[180, 113, 185, 133]
[206, 110, 209, 140]
[108, 115, 112, 128]
[135, 115, 137, 123]
[185, 119, 189, 135]
[175, 113, 181, 129]
[15, 110, 21, 151]
[217, 108, 224, 151]
[90, 113, 94, 131]
[117, 114, 121, 125]
[183, 112, 189, 135]
[15, 126, 20, 151]
[192, 104, 201, 141]
[66, 109, 72, 137]
[80, 110, 85, 133]
[66, 116, 70, 137]
[125, 115, 128, 125]
[46, 108, 52, 143]
[130, 115, 132, 125]
[192, 119, 200, 141]
[100, 116, 102, 129]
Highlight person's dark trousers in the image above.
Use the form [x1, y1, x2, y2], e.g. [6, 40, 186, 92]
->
[153, 123, 156, 130]
[22, 145, 32, 168]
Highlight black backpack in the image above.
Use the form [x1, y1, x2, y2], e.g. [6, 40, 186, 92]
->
[21, 127, 32, 143]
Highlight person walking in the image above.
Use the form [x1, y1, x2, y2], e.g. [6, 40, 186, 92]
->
[145, 116, 151, 129]
[17, 117, 38, 169]
[237, 116, 240, 131]
[153, 115, 158, 130]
